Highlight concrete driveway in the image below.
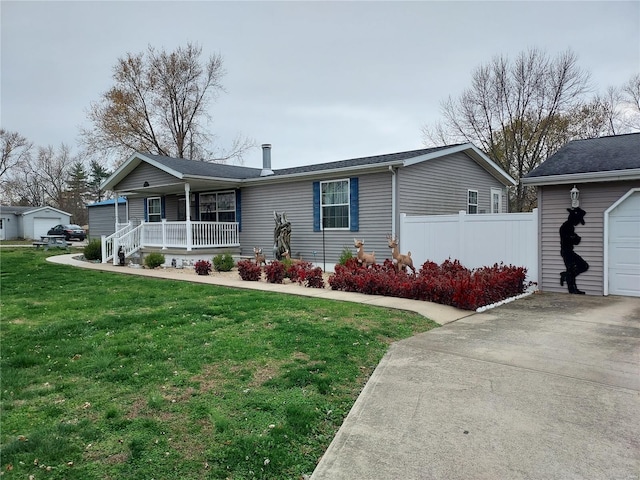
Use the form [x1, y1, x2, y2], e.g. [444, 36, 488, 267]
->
[311, 292, 640, 480]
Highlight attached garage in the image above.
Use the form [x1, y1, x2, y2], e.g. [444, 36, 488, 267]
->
[606, 189, 640, 297]
[523, 133, 640, 297]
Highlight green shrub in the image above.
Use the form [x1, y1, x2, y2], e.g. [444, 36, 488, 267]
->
[144, 252, 165, 269]
[213, 253, 235, 272]
[338, 246, 354, 265]
[84, 239, 102, 261]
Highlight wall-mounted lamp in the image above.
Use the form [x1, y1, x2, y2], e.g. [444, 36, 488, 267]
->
[143, 181, 149, 187]
[570, 185, 580, 208]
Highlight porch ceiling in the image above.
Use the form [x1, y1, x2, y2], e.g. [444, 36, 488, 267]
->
[116, 178, 242, 197]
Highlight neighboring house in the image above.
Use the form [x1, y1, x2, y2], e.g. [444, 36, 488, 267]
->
[87, 197, 128, 240]
[0, 206, 72, 240]
[523, 133, 640, 297]
[98, 143, 515, 265]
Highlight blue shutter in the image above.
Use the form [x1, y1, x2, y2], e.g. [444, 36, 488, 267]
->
[194, 194, 200, 220]
[161, 197, 166, 219]
[235, 189, 242, 232]
[313, 181, 320, 231]
[143, 198, 148, 222]
[350, 177, 359, 232]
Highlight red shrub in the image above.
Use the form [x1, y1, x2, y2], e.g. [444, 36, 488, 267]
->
[237, 259, 262, 281]
[329, 258, 529, 310]
[264, 261, 286, 284]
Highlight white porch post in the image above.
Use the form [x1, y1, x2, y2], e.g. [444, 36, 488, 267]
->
[185, 183, 193, 251]
[161, 219, 167, 249]
[114, 192, 119, 230]
[112, 192, 120, 266]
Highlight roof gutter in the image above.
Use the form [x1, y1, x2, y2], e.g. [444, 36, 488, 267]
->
[521, 168, 640, 186]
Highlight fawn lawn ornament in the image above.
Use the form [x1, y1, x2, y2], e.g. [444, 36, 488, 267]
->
[253, 247, 267, 266]
[354, 238, 375, 267]
[273, 211, 291, 261]
[283, 250, 304, 264]
[559, 207, 589, 294]
[386, 234, 415, 273]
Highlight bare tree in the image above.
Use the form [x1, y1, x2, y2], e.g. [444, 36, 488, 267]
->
[82, 43, 254, 164]
[423, 48, 596, 211]
[619, 73, 640, 130]
[1, 129, 32, 186]
[2, 144, 75, 208]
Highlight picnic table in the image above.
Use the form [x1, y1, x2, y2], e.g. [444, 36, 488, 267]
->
[33, 235, 69, 250]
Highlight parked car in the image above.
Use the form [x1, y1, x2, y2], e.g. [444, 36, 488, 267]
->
[47, 224, 86, 241]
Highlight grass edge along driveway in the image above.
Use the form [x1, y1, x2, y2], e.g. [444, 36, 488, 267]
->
[0, 249, 438, 480]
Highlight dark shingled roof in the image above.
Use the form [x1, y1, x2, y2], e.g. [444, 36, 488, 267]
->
[1, 206, 34, 214]
[144, 144, 462, 179]
[272, 144, 459, 176]
[525, 133, 640, 178]
[144, 154, 263, 179]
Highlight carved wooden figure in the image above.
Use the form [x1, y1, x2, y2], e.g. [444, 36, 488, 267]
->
[386, 234, 415, 274]
[253, 247, 267, 267]
[354, 238, 376, 267]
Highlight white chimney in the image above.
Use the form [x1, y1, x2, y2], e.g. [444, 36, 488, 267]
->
[260, 144, 274, 176]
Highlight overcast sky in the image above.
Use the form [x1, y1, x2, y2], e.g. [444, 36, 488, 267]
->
[2, 1, 639, 170]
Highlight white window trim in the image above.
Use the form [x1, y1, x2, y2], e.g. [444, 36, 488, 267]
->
[320, 178, 350, 230]
[147, 197, 162, 222]
[467, 189, 478, 214]
[198, 191, 236, 222]
[491, 187, 502, 214]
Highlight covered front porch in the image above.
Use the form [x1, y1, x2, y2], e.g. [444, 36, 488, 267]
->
[101, 220, 239, 264]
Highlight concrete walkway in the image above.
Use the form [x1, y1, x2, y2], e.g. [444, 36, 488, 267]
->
[46, 254, 471, 325]
[47, 254, 640, 479]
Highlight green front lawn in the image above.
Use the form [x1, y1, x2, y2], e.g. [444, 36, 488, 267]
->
[0, 249, 438, 479]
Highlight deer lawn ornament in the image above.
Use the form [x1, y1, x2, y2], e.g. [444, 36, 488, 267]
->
[253, 247, 267, 267]
[354, 238, 376, 267]
[386, 234, 415, 273]
[283, 250, 304, 264]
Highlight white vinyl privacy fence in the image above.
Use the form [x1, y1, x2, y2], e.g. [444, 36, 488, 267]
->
[399, 209, 538, 284]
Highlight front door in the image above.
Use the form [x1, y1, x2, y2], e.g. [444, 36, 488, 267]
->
[0, 219, 5, 240]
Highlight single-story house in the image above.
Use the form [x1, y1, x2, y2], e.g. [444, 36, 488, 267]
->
[98, 143, 516, 266]
[87, 197, 128, 240]
[0, 205, 72, 241]
[522, 133, 640, 297]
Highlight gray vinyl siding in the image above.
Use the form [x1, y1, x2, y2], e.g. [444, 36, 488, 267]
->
[164, 196, 180, 220]
[128, 198, 145, 224]
[113, 163, 178, 191]
[1, 214, 20, 239]
[538, 180, 639, 295]
[240, 171, 393, 266]
[87, 204, 128, 240]
[398, 152, 508, 217]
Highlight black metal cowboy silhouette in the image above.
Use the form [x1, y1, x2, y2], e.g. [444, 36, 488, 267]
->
[559, 207, 589, 294]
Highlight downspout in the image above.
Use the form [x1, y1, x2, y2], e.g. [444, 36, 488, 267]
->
[389, 166, 397, 236]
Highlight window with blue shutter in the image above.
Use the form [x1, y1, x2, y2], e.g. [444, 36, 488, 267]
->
[235, 189, 242, 231]
[313, 177, 359, 231]
[313, 182, 321, 231]
[349, 177, 359, 231]
[146, 197, 162, 222]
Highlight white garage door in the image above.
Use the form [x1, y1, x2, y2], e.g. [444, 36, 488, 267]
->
[608, 190, 640, 297]
[33, 217, 58, 239]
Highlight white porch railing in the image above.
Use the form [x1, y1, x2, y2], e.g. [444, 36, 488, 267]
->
[102, 221, 240, 263]
[101, 222, 134, 263]
[142, 221, 239, 249]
